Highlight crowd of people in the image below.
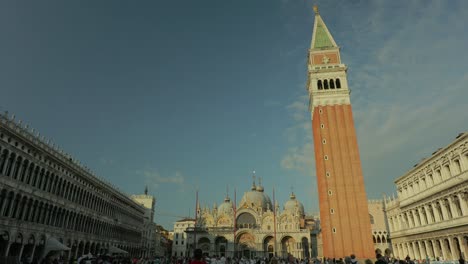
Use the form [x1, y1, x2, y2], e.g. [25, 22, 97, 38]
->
[13, 248, 466, 264]
[178, 249, 466, 264]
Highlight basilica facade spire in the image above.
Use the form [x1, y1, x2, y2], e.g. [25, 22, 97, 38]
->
[306, 6, 374, 259]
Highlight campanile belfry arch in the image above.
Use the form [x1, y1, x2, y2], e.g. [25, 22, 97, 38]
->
[306, 6, 374, 258]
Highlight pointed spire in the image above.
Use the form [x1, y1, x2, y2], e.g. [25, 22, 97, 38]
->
[311, 6, 338, 50]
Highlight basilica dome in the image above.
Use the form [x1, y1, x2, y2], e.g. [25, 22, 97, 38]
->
[218, 196, 233, 215]
[240, 183, 273, 211]
[283, 192, 305, 216]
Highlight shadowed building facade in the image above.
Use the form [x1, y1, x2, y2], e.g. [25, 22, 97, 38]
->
[0, 112, 147, 262]
[306, 6, 374, 259]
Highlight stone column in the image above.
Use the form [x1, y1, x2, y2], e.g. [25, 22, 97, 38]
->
[394, 243, 400, 259]
[459, 153, 468, 171]
[18, 244, 25, 260]
[441, 165, 450, 180]
[418, 208, 427, 226]
[424, 240, 434, 259]
[439, 200, 449, 220]
[0, 195, 8, 216]
[440, 238, 450, 260]
[411, 209, 421, 227]
[457, 193, 468, 216]
[402, 244, 408, 259]
[29, 245, 36, 262]
[448, 237, 459, 260]
[424, 205, 433, 224]
[431, 240, 440, 259]
[448, 196, 459, 218]
[457, 235, 468, 260]
[413, 241, 421, 260]
[398, 214, 403, 230]
[4, 242, 11, 257]
[392, 244, 400, 256]
[418, 241, 426, 259]
[405, 212, 413, 228]
[408, 242, 415, 259]
[431, 203, 442, 222]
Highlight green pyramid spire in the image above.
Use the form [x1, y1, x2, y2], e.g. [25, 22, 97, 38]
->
[311, 9, 338, 49]
[314, 21, 334, 48]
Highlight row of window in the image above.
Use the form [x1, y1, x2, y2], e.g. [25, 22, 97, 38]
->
[317, 79, 342, 90]
[393, 237, 467, 260]
[0, 188, 142, 243]
[372, 235, 389, 244]
[389, 194, 467, 232]
[0, 143, 142, 226]
[398, 156, 466, 198]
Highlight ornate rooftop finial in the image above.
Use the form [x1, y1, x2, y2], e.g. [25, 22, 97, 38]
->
[313, 4, 319, 14]
[251, 170, 256, 190]
[145, 185, 148, 195]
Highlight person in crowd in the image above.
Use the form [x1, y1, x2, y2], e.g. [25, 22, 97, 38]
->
[459, 257, 465, 264]
[190, 249, 206, 264]
[375, 253, 386, 264]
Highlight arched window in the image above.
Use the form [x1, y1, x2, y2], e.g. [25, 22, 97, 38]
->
[330, 79, 335, 89]
[236, 213, 256, 229]
[369, 214, 375, 224]
[336, 79, 341, 88]
[317, 80, 323, 90]
[324, 80, 329, 89]
[0, 149, 8, 173]
[20, 160, 28, 182]
[5, 152, 16, 177]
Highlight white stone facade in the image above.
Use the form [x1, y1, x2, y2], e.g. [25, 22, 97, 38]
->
[384, 132, 468, 261]
[0, 113, 147, 262]
[131, 193, 157, 258]
[172, 219, 195, 258]
[368, 200, 391, 253]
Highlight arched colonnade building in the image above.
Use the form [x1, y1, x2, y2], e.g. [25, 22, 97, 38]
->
[385, 132, 468, 261]
[0, 113, 147, 262]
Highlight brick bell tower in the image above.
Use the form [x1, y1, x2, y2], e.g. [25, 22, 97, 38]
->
[306, 6, 374, 259]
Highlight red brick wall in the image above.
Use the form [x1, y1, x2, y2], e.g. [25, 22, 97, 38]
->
[312, 104, 375, 259]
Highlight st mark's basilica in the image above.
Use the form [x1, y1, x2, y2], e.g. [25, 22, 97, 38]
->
[173, 178, 319, 259]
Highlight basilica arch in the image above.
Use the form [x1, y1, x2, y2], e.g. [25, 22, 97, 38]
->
[236, 232, 256, 258]
[215, 236, 227, 257]
[263, 235, 275, 258]
[198, 237, 211, 255]
[280, 236, 295, 258]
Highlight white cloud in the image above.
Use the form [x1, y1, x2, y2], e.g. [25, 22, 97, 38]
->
[139, 169, 185, 190]
[281, 94, 315, 177]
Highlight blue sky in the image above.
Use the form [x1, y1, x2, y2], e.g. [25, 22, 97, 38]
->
[1, 0, 467, 230]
